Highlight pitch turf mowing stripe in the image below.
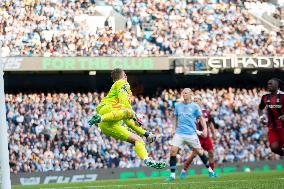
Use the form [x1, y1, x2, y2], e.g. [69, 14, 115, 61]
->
[13, 170, 284, 189]
[39, 178, 284, 189]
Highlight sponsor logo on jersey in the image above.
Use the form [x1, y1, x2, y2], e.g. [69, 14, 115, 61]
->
[267, 105, 282, 108]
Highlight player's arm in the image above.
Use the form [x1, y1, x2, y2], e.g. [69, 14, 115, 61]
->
[117, 83, 132, 109]
[209, 121, 217, 140]
[258, 95, 267, 122]
[171, 116, 177, 137]
[199, 116, 208, 138]
[195, 105, 207, 138]
[259, 94, 266, 112]
[279, 95, 284, 121]
[172, 104, 178, 137]
[208, 113, 217, 140]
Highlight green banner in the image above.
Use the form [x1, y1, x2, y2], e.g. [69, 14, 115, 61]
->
[2, 56, 284, 71]
[11, 160, 284, 185]
[1, 57, 169, 71]
[119, 163, 283, 179]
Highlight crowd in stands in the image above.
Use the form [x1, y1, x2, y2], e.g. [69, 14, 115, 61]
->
[7, 88, 279, 173]
[0, 0, 283, 56]
[106, 0, 284, 55]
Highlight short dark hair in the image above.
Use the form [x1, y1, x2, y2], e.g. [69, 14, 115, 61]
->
[111, 68, 124, 82]
[271, 78, 284, 90]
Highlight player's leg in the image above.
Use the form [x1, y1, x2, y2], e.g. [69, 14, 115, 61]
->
[88, 104, 135, 125]
[280, 128, 284, 156]
[99, 122, 148, 163]
[268, 128, 284, 156]
[99, 121, 165, 169]
[168, 146, 179, 180]
[180, 151, 197, 179]
[127, 133, 165, 169]
[186, 134, 216, 177]
[101, 108, 135, 121]
[194, 148, 216, 177]
[183, 152, 196, 171]
[208, 150, 215, 170]
[167, 134, 182, 181]
[124, 119, 156, 143]
[127, 133, 148, 160]
[204, 138, 215, 170]
[99, 122, 146, 158]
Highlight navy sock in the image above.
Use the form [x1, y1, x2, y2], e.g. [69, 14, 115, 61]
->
[199, 154, 209, 168]
[169, 156, 177, 173]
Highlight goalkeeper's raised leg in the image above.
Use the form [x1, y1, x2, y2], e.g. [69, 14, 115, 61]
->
[88, 68, 165, 169]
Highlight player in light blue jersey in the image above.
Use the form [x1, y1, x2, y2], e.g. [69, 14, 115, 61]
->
[167, 88, 216, 181]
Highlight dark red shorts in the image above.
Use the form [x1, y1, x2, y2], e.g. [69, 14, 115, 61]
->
[198, 136, 214, 151]
[268, 128, 284, 148]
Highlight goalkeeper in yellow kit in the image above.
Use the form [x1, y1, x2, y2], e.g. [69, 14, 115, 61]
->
[88, 68, 166, 169]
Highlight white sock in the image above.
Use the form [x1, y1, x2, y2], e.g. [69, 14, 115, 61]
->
[181, 169, 186, 173]
[208, 167, 214, 173]
[170, 172, 176, 178]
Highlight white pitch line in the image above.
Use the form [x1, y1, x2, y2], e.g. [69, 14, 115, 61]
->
[39, 177, 284, 189]
[39, 179, 260, 189]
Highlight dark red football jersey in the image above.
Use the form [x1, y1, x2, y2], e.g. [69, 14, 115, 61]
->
[196, 109, 212, 135]
[259, 91, 284, 128]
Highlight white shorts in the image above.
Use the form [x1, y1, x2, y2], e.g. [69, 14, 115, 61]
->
[170, 133, 201, 149]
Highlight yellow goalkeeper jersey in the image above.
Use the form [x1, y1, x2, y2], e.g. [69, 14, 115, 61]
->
[97, 79, 133, 111]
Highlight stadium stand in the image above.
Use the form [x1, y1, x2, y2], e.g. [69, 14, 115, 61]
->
[7, 88, 279, 173]
[0, 0, 283, 56]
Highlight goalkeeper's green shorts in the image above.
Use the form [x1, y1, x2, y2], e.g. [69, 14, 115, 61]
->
[97, 104, 131, 141]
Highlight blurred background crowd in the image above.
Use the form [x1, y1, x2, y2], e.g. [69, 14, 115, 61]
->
[7, 88, 278, 173]
[0, 0, 283, 56]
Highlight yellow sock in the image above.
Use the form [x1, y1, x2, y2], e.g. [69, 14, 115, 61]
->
[124, 119, 146, 136]
[101, 109, 135, 122]
[134, 140, 148, 160]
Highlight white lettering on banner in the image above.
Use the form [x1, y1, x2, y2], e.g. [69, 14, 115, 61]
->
[240, 57, 257, 68]
[208, 57, 284, 69]
[71, 175, 85, 183]
[258, 57, 270, 68]
[56, 176, 70, 183]
[71, 174, 98, 182]
[43, 176, 58, 184]
[76, 174, 98, 182]
[20, 174, 98, 185]
[273, 57, 284, 67]
[1, 57, 23, 70]
[20, 177, 40, 185]
[208, 57, 226, 68]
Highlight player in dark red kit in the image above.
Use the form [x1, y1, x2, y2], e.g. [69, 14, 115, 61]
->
[259, 78, 284, 156]
[180, 96, 217, 179]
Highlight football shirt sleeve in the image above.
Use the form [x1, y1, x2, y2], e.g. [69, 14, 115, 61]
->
[116, 80, 132, 109]
[174, 103, 178, 117]
[259, 95, 266, 110]
[195, 104, 202, 118]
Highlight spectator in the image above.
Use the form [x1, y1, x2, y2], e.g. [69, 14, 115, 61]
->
[0, 0, 283, 56]
[7, 88, 280, 173]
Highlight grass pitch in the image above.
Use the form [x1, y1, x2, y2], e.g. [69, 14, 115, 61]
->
[13, 170, 284, 189]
